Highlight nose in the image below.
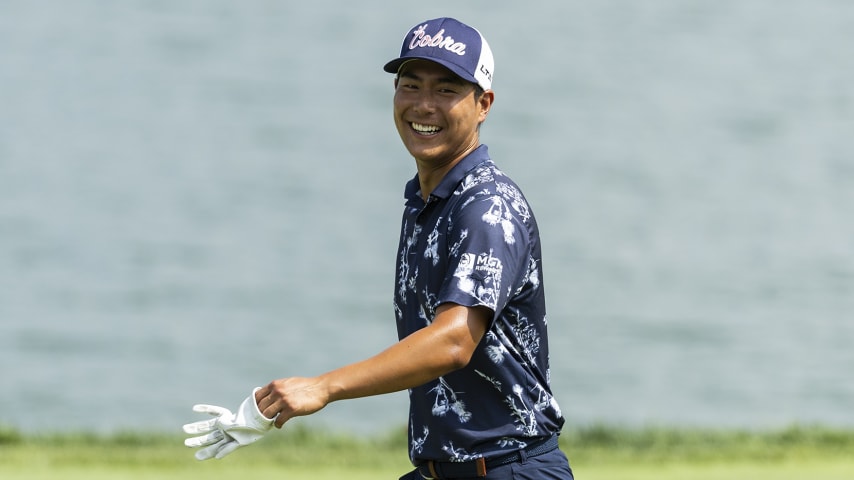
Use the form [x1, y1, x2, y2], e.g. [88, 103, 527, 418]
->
[412, 90, 437, 115]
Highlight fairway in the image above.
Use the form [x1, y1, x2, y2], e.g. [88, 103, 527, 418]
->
[2, 425, 852, 479]
[576, 459, 854, 480]
[7, 459, 854, 480]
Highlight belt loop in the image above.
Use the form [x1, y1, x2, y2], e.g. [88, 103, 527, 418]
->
[475, 457, 487, 476]
[519, 446, 528, 464]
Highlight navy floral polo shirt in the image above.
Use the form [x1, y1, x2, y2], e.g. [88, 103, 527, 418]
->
[394, 144, 565, 463]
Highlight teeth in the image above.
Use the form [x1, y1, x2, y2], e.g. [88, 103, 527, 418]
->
[412, 122, 441, 134]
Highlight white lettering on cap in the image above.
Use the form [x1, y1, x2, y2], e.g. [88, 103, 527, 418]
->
[409, 24, 467, 56]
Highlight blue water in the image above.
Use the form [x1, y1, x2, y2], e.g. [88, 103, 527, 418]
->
[1, 0, 853, 434]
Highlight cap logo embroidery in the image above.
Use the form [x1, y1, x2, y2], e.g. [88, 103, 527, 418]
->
[409, 24, 467, 56]
[480, 64, 492, 82]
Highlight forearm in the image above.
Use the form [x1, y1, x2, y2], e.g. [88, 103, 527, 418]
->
[322, 316, 476, 401]
[257, 304, 489, 427]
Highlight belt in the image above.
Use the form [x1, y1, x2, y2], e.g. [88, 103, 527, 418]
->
[416, 435, 559, 479]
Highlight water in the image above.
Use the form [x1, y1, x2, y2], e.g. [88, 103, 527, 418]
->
[1, 0, 852, 434]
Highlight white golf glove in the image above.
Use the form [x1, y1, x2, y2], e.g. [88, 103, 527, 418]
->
[183, 387, 275, 460]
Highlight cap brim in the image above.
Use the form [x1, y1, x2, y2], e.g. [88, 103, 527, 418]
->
[383, 56, 479, 86]
[383, 58, 406, 74]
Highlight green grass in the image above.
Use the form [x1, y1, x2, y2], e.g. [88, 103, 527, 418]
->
[2, 424, 853, 479]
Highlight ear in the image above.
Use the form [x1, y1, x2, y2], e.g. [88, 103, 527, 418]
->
[478, 90, 495, 123]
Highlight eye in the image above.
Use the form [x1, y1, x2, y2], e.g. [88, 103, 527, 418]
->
[437, 85, 463, 95]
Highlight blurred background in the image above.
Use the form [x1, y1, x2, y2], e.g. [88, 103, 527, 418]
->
[1, 0, 852, 435]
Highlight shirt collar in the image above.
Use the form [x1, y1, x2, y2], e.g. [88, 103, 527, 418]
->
[404, 144, 491, 204]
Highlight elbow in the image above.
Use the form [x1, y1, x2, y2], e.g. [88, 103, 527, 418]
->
[430, 303, 490, 374]
[445, 343, 476, 372]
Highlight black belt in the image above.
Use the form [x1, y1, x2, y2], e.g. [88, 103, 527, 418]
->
[416, 435, 559, 479]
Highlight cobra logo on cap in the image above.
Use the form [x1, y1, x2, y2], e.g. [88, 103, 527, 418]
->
[408, 24, 467, 56]
[383, 17, 494, 91]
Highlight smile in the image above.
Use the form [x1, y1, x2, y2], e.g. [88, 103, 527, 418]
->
[411, 122, 442, 135]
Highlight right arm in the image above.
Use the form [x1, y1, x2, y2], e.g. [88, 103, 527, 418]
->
[255, 303, 490, 428]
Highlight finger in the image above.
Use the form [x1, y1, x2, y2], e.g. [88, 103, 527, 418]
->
[255, 383, 271, 398]
[255, 387, 272, 412]
[195, 439, 226, 461]
[182, 418, 217, 434]
[257, 402, 277, 422]
[257, 400, 279, 422]
[194, 448, 215, 461]
[255, 387, 284, 421]
[253, 386, 264, 403]
[184, 430, 224, 448]
[214, 441, 241, 459]
[192, 404, 231, 417]
[274, 412, 290, 429]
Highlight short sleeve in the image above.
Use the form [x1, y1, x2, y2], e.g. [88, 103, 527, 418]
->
[438, 190, 530, 317]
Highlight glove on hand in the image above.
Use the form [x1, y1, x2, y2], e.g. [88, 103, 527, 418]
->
[183, 387, 274, 460]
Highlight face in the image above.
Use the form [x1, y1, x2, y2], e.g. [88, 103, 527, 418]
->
[393, 60, 493, 169]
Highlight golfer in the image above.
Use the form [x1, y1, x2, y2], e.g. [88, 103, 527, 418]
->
[185, 17, 574, 479]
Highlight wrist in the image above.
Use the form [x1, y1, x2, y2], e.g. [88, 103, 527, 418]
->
[316, 372, 344, 404]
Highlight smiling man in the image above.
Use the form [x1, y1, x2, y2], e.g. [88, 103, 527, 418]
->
[184, 17, 573, 480]
[380, 18, 572, 479]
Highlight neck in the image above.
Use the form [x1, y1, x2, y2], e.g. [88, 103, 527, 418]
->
[416, 163, 453, 202]
[414, 144, 480, 202]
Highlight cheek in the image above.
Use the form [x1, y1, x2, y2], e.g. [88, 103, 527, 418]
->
[392, 101, 406, 126]
[450, 105, 481, 130]
[392, 91, 406, 112]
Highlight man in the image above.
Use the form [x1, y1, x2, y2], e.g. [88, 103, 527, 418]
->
[184, 17, 573, 479]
